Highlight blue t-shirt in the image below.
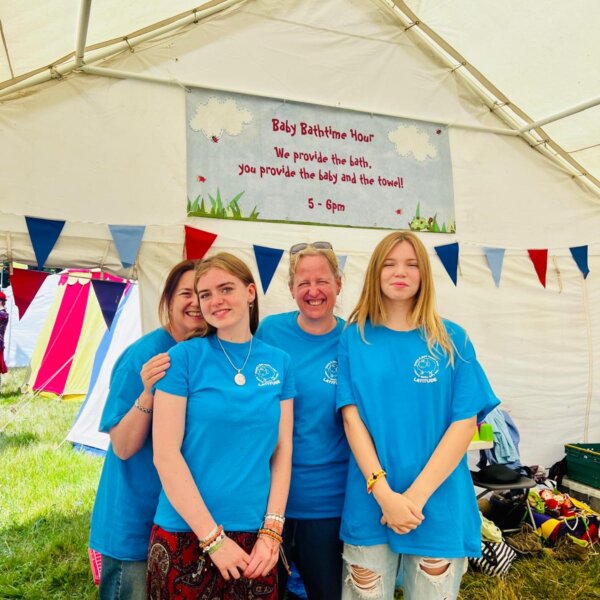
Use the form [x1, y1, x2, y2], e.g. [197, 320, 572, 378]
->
[153, 334, 295, 532]
[336, 320, 499, 558]
[256, 312, 349, 518]
[90, 327, 174, 560]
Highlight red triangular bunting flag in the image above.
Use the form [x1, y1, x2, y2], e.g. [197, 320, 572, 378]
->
[184, 226, 217, 260]
[10, 267, 50, 319]
[527, 249, 548, 288]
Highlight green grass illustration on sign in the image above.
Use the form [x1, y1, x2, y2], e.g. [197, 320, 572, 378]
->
[408, 202, 455, 233]
[187, 189, 259, 220]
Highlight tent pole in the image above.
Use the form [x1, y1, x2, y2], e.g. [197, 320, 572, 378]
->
[0, 0, 241, 100]
[381, 0, 600, 194]
[80, 64, 518, 138]
[74, 0, 93, 69]
[518, 97, 600, 133]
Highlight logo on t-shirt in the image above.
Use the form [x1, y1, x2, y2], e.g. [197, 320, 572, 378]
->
[413, 355, 439, 383]
[323, 360, 338, 385]
[255, 363, 281, 386]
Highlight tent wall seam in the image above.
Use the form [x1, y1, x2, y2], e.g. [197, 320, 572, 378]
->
[0, 19, 14, 79]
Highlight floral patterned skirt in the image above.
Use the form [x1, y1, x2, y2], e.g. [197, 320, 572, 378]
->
[146, 525, 278, 599]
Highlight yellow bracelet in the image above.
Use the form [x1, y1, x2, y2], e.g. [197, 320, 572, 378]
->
[366, 469, 387, 494]
[258, 528, 283, 544]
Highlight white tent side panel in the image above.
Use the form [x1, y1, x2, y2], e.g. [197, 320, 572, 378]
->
[1, 0, 599, 466]
[66, 286, 142, 451]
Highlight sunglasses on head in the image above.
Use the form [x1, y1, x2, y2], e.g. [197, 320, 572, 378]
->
[289, 241, 334, 255]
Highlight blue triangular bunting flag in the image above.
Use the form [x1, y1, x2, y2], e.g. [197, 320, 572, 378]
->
[25, 216, 65, 269]
[338, 255, 347, 273]
[569, 245, 589, 279]
[253, 245, 284, 294]
[92, 279, 127, 330]
[109, 225, 146, 268]
[483, 247, 505, 288]
[434, 242, 459, 285]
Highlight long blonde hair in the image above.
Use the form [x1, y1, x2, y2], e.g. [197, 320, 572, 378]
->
[191, 252, 259, 338]
[347, 231, 454, 362]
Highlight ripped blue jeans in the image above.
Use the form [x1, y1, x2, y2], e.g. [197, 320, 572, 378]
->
[341, 543, 467, 600]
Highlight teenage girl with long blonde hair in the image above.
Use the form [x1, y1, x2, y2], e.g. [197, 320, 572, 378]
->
[337, 231, 499, 600]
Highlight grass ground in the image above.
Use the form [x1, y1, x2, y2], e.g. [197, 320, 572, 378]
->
[0, 368, 101, 599]
[0, 367, 599, 599]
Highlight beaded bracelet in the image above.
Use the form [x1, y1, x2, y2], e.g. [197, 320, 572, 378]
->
[205, 532, 226, 555]
[134, 398, 153, 414]
[258, 528, 283, 545]
[366, 469, 387, 494]
[264, 512, 285, 524]
[199, 525, 223, 550]
[262, 517, 284, 535]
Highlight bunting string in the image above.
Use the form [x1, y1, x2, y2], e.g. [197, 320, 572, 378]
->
[11, 215, 594, 314]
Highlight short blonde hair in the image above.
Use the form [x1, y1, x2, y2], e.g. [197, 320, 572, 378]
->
[347, 231, 454, 362]
[288, 245, 340, 288]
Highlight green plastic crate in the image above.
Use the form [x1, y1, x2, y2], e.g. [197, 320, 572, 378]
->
[565, 443, 600, 489]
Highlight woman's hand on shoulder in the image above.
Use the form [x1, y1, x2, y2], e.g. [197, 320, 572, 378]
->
[208, 537, 252, 581]
[243, 535, 279, 579]
[375, 486, 424, 534]
[140, 352, 171, 393]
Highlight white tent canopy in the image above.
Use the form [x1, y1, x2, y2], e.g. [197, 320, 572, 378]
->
[1, 0, 599, 466]
[2, 1, 598, 190]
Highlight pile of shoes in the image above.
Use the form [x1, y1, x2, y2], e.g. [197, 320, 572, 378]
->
[505, 523, 543, 556]
[550, 534, 593, 562]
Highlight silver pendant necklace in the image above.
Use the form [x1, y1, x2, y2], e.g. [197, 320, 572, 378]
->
[216, 335, 253, 386]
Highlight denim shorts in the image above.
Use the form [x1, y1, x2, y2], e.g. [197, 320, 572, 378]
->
[341, 543, 467, 600]
[99, 555, 147, 600]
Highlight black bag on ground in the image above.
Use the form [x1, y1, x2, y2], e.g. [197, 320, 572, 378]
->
[482, 491, 529, 531]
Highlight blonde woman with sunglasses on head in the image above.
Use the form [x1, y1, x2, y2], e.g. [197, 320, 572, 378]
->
[256, 241, 349, 599]
[336, 232, 499, 600]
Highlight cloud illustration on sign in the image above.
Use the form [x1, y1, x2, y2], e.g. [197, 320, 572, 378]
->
[190, 97, 253, 139]
[388, 125, 437, 161]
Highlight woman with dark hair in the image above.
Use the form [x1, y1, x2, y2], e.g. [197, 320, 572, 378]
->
[147, 252, 294, 599]
[90, 259, 203, 600]
[337, 232, 499, 600]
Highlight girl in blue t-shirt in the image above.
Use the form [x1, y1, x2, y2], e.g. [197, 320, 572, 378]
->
[256, 241, 349, 600]
[90, 259, 203, 600]
[148, 252, 294, 599]
[337, 231, 499, 600]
